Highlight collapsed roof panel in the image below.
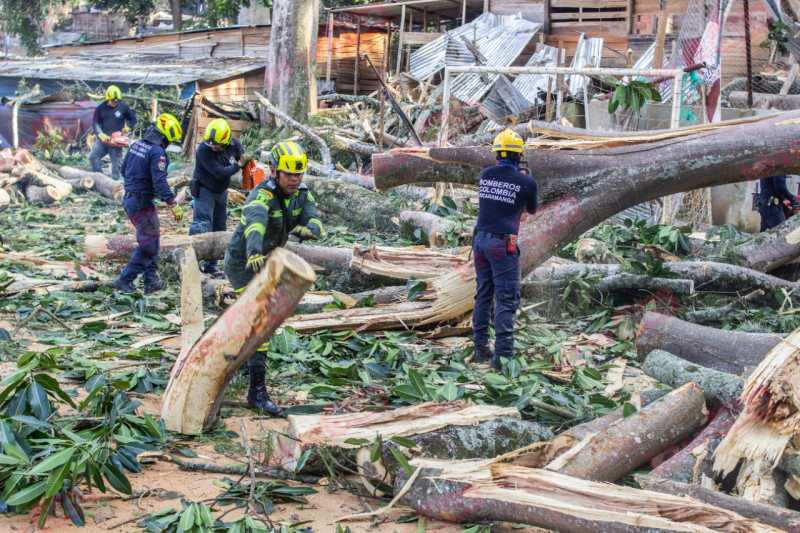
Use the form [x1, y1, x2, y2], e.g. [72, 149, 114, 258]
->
[567, 35, 604, 96]
[512, 43, 559, 104]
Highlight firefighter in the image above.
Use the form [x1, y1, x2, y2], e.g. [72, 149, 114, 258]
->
[224, 141, 323, 416]
[113, 114, 185, 294]
[90, 85, 137, 180]
[189, 118, 251, 277]
[472, 128, 538, 370]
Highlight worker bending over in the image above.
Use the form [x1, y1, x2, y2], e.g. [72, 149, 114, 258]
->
[224, 141, 323, 416]
[91, 85, 137, 180]
[189, 118, 251, 277]
[472, 129, 538, 370]
[758, 175, 800, 231]
[113, 114, 185, 294]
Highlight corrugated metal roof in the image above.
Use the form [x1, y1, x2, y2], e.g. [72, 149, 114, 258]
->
[512, 43, 558, 104]
[330, 0, 484, 18]
[480, 74, 533, 123]
[0, 57, 265, 86]
[567, 34, 603, 96]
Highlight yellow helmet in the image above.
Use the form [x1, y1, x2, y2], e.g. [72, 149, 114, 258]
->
[270, 141, 307, 174]
[204, 118, 231, 146]
[155, 113, 182, 143]
[491, 128, 525, 156]
[105, 85, 122, 101]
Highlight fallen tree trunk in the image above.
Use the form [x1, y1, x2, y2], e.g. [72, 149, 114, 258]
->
[399, 211, 460, 248]
[392, 459, 782, 532]
[85, 232, 234, 263]
[735, 458, 789, 508]
[523, 274, 694, 297]
[173, 246, 204, 351]
[24, 184, 60, 204]
[649, 400, 740, 484]
[302, 175, 406, 231]
[374, 112, 800, 274]
[161, 247, 316, 434]
[0, 187, 10, 212]
[541, 389, 668, 465]
[91, 172, 124, 199]
[642, 349, 743, 407]
[636, 312, 782, 376]
[684, 289, 765, 324]
[635, 474, 800, 531]
[65, 176, 94, 192]
[305, 160, 375, 189]
[729, 91, 800, 110]
[544, 383, 707, 482]
[21, 169, 72, 198]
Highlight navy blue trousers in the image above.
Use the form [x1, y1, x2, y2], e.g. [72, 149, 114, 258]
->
[90, 138, 123, 179]
[759, 203, 786, 232]
[472, 232, 521, 362]
[189, 185, 228, 269]
[119, 193, 160, 284]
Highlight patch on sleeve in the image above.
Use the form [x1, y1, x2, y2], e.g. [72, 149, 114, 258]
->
[158, 156, 167, 171]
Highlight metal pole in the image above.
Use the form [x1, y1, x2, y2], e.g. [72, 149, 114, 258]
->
[395, 5, 406, 77]
[440, 66, 452, 146]
[670, 73, 684, 129]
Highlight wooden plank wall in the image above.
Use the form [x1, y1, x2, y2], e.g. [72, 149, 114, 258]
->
[545, 0, 628, 58]
[70, 12, 130, 41]
[316, 28, 388, 95]
[194, 116, 254, 151]
[488, 0, 545, 23]
[196, 69, 265, 104]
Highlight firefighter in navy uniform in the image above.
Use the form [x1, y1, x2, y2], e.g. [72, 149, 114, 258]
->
[758, 175, 800, 231]
[472, 129, 538, 370]
[190, 118, 250, 277]
[90, 85, 137, 180]
[113, 114, 185, 294]
[224, 141, 323, 416]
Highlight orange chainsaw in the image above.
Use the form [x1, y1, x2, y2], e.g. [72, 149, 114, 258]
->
[241, 159, 266, 192]
[101, 131, 130, 148]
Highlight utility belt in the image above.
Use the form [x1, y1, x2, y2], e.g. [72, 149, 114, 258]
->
[474, 230, 518, 253]
[124, 191, 154, 201]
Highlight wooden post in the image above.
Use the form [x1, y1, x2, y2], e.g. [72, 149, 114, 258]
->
[396, 5, 406, 77]
[626, 0, 634, 35]
[325, 11, 334, 93]
[483, 0, 489, 13]
[151, 98, 158, 121]
[652, 10, 668, 69]
[406, 9, 413, 72]
[545, 77, 553, 122]
[379, 85, 385, 152]
[423, 8, 428, 30]
[543, 0, 550, 34]
[743, 0, 753, 108]
[354, 16, 361, 96]
[462, 0, 467, 25]
[555, 42, 564, 121]
[627, 48, 633, 68]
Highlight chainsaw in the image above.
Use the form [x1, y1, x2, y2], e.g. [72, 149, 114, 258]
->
[101, 131, 130, 148]
[241, 159, 266, 192]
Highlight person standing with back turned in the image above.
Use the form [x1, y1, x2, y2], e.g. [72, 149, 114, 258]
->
[472, 128, 538, 370]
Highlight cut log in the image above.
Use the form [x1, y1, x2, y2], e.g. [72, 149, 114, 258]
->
[161, 247, 316, 434]
[24, 184, 60, 204]
[21, 169, 72, 198]
[91, 172, 124, 199]
[544, 383, 708, 482]
[642, 349, 744, 407]
[685, 289, 765, 324]
[729, 91, 800, 110]
[302, 175, 405, 231]
[350, 244, 470, 281]
[374, 112, 800, 275]
[714, 327, 800, 477]
[54, 165, 108, 185]
[541, 389, 668, 465]
[523, 274, 694, 297]
[65, 176, 94, 192]
[399, 211, 459, 248]
[636, 311, 782, 376]
[85, 232, 234, 263]
[649, 400, 740, 484]
[173, 246, 204, 351]
[273, 401, 523, 473]
[0, 187, 9, 212]
[305, 159, 375, 189]
[635, 474, 800, 531]
[735, 458, 789, 508]
[392, 459, 782, 532]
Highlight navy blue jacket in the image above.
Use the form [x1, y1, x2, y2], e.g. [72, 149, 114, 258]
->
[120, 127, 174, 204]
[93, 101, 137, 135]
[760, 175, 798, 206]
[475, 161, 538, 235]
[192, 137, 244, 193]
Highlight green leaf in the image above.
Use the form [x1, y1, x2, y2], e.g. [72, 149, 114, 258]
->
[407, 369, 430, 400]
[343, 438, 370, 446]
[35, 373, 76, 408]
[390, 436, 417, 449]
[27, 382, 50, 420]
[406, 279, 428, 302]
[294, 449, 312, 474]
[369, 435, 382, 463]
[180, 503, 196, 531]
[29, 447, 76, 475]
[0, 369, 26, 387]
[45, 457, 74, 498]
[102, 463, 132, 494]
[390, 447, 413, 475]
[61, 492, 85, 526]
[622, 402, 638, 417]
[392, 384, 426, 401]
[37, 496, 55, 528]
[4, 480, 46, 506]
[437, 379, 459, 401]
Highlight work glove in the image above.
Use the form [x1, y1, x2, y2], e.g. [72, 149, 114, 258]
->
[171, 203, 184, 221]
[122, 126, 131, 134]
[246, 254, 266, 272]
[238, 153, 253, 168]
[792, 203, 800, 215]
[289, 225, 317, 242]
[98, 132, 110, 142]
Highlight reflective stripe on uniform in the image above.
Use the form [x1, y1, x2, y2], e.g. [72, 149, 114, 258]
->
[244, 222, 266, 237]
[308, 218, 323, 233]
[269, 211, 283, 218]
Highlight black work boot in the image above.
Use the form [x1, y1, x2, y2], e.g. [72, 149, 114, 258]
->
[143, 278, 164, 295]
[201, 261, 224, 279]
[246, 369, 283, 417]
[473, 347, 494, 364]
[113, 276, 138, 294]
[490, 354, 503, 371]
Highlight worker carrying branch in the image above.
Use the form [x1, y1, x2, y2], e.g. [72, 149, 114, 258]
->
[189, 118, 250, 278]
[224, 141, 323, 416]
[113, 114, 185, 294]
[90, 85, 137, 180]
[472, 128, 538, 370]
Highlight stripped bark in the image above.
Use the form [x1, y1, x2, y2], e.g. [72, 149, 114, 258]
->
[161, 248, 316, 434]
[642, 350, 744, 407]
[735, 459, 789, 508]
[393, 459, 782, 532]
[544, 383, 708, 482]
[636, 312, 782, 376]
[635, 475, 800, 531]
[173, 246, 204, 351]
